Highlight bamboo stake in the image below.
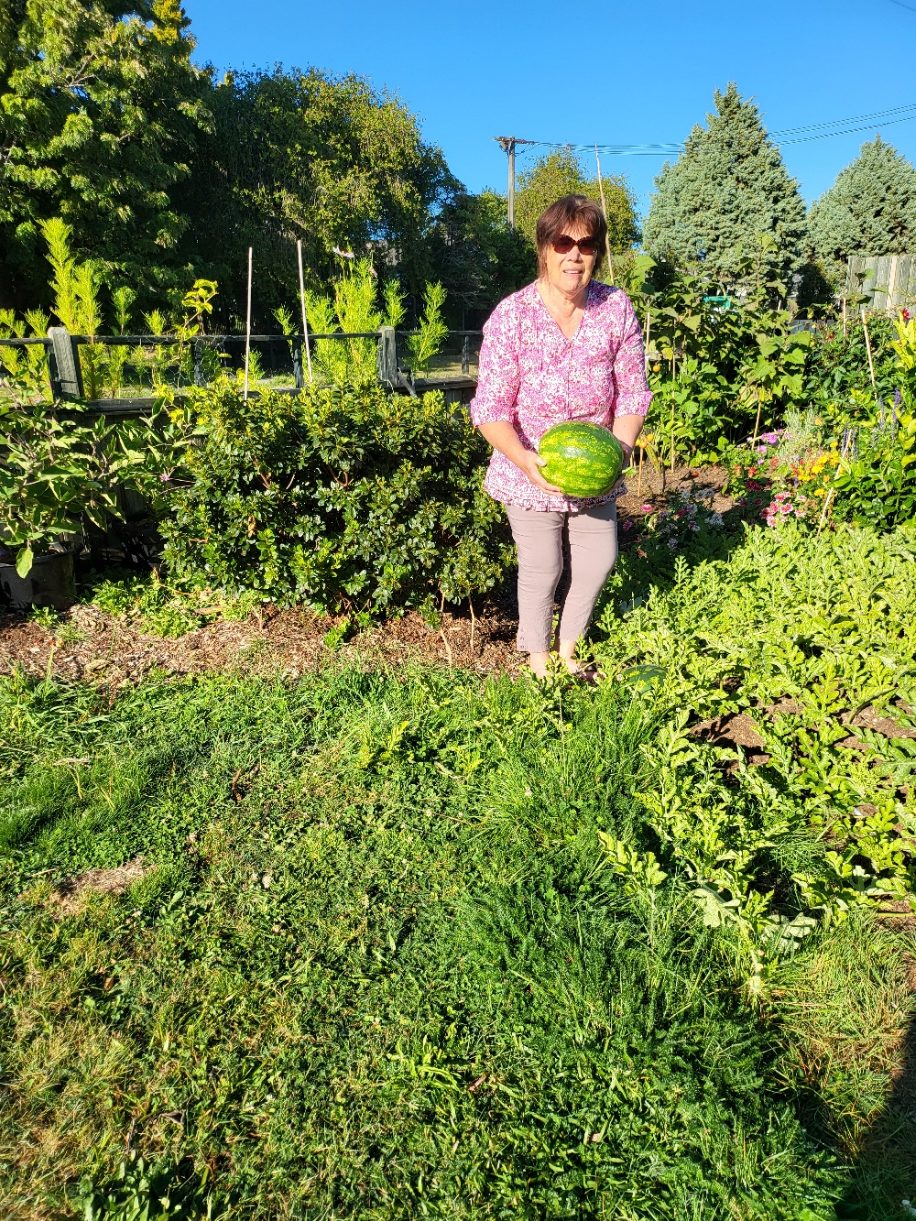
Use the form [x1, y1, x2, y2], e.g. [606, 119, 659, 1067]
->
[860, 306, 879, 408]
[818, 428, 853, 532]
[637, 442, 644, 496]
[593, 146, 615, 284]
[670, 398, 676, 473]
[751, 390, 763, 449]
[643, 308, 651, 373]
[296, 239, 314, 384]
[243, 246, 253, 402]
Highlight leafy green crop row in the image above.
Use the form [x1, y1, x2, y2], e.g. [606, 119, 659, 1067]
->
[594, 518, 916, 989]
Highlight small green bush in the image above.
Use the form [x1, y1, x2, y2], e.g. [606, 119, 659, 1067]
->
[159, 380, 512, 615]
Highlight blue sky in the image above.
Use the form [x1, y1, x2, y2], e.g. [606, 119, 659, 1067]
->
[182, 0, 916, 222]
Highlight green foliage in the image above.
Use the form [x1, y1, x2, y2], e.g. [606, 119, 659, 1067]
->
[801, 313, 899, 417]
[631, 257, 814, 462]
[158, 380, 513, 614]
[0, 306, 52, 402]
[185, 66, 457, 324]
[0, 394, 178, 577]
[0, 0, 212, 310]
[596, 519, 916, 992]
[807, 136, 916, 291]
[731, 311, 916, 532]
[425, 189, 534, 322]
[89, 570, 258, 638]
[643, 84, 807, 291]
[831, 408, 916, 529]
[304, 258, 390, 386]
[406, 280, 448, 375]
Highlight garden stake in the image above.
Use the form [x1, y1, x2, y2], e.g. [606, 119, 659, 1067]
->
[637, 443, 643, 496]
[296, 239, 314, 384]
[243, 246, 253, 401]
[643, 308, 651, 373]
[670, 397, 676, 472]
[593, 146, 615, 284]
[751, 390, 763, 449]
[818, 429, 853, 532]
[860, 306, 879, 409]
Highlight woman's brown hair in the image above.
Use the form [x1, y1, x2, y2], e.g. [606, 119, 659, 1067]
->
[535, 195, 607, 275]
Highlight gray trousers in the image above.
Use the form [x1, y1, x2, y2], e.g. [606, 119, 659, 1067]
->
[505, 501, 618, 653]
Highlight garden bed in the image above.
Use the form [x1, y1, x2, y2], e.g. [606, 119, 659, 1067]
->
[0, 464, 734, 688]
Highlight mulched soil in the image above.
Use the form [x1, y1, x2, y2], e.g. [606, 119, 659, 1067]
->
[0, 464, 734, 688]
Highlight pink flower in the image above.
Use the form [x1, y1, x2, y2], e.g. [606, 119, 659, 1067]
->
[640, 503, 654, 514]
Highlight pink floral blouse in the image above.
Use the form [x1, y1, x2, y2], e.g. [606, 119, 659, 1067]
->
[469, 280, 652, 511]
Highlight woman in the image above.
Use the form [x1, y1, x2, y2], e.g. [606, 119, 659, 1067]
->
[470, 194, 651, 678]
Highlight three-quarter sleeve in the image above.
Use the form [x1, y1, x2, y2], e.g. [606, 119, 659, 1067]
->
[468, 300, 520, 426]
[612, 296, 653, 418]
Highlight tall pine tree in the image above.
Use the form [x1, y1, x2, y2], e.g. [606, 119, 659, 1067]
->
[0, 0, 212, 310]
[643, 84, 807, 291]
[807, 136, 916, 290]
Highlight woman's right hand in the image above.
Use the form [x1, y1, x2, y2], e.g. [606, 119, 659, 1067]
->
[517, 450, 562, 494]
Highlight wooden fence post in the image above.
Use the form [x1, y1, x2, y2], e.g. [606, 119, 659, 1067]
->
[47, 327, 84, 399]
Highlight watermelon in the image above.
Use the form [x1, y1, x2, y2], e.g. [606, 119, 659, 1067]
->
[538, 422, 625, 498]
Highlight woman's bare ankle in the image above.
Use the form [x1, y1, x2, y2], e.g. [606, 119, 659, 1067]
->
[558, 639, 580, 673]
[527, 651, 551, 679]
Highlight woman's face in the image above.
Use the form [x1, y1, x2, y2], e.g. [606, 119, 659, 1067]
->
[540, 225, 599, 299]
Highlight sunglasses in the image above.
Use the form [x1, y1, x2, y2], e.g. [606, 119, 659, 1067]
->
[552, 234, 600, 255]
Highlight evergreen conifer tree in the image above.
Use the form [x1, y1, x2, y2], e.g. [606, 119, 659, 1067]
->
[643, 84, 807, 291]
[807, 136, 916, 290]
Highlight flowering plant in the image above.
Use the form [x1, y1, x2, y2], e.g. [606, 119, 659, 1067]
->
[642, 489, 724, 552]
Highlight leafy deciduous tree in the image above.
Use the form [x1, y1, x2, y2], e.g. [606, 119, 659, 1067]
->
[179, 67, 458, 326]
[0, 0, 212, 311]
[425, 190, 534, 325]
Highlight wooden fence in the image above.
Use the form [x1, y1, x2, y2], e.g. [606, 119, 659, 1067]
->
[0, 326, 482, 414]
[846, 253, 916, 313]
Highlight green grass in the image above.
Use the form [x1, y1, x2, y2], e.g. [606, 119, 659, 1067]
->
[0, 663, 850, 1220]
[2, 516, 916, 1219]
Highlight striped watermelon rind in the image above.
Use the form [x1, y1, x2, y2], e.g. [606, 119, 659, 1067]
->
[538, 422, 625, 498]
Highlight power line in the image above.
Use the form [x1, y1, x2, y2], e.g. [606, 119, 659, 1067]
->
[769, 102, 916, 137]
[775, 111, 916, 144]
[504, 101, 916, 162]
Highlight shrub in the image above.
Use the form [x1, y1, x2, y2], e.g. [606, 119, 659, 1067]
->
[159, 380, 512, 615]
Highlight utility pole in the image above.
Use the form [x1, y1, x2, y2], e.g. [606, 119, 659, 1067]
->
[494, 136, 534, 228]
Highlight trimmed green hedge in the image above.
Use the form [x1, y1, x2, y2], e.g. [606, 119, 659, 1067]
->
[159, 381, 512, 616]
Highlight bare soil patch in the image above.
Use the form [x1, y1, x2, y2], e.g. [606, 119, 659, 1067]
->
[47, 855, 149, 916]
[690, 712, 769, 764]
